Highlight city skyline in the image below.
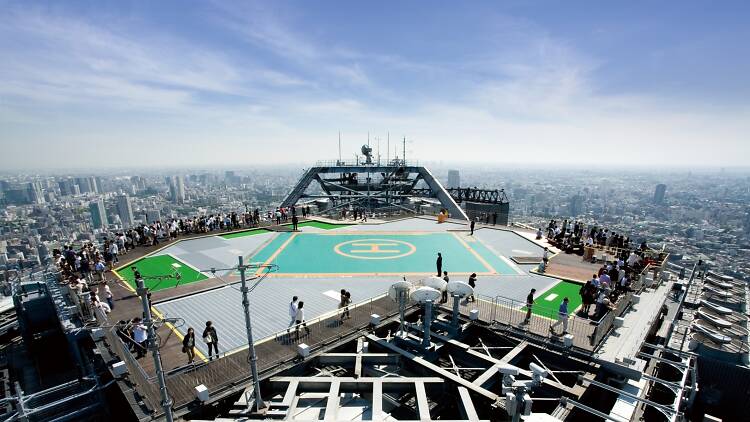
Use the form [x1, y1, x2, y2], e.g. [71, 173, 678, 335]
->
[1, 1, 749, 169]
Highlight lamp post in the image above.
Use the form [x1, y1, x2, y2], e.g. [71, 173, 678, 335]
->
[200, 259, 276, 414]
[237, 255, 265, 412]
[135, 275, 174, 422]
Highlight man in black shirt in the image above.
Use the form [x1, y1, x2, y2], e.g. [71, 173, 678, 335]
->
[523, 288, 536, 324]
[436, 253, 442, 277]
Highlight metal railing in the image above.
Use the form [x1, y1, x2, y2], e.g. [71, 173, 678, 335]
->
[149, 294, 402, 411]
[93, 308, 163, 412]
[442, 294, 597, 351]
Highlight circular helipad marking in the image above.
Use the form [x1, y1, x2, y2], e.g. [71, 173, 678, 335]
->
[334, 238, 417, 260]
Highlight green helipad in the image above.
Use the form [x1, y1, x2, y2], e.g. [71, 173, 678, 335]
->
[114, 254, 207, 291]
[251, 231, 517, 276]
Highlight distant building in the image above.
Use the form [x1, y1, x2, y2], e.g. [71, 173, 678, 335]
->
[146, 209, 161, 224]
[58, 179, 75, 196]
[116, 194, 134, 228]
[89, 199, 108, 229]
[568, 194, 584, 217]
[654, 183, 667, 205]
[26, 182, 44, 204]
[447, 170, 460, 189]
[169, 176, 186, 204]
[76, 177, 93, 194]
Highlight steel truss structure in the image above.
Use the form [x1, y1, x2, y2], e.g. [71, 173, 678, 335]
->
[281, 162, 469, 221]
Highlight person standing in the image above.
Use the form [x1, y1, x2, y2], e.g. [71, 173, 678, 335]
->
[342, 291, 351, 320]
[441, 271, 450, 303]
[550, 297, 570, 335]
[468, 273, 477, 302]
[436, 253, 443, 277]
[470, 219, 476, 236]
[295, 301, 310, 339]
[523, 288, 536, 324]
[182, 327, 196, 364]
[338, 290, 346, 322]
[292, 214, 299, 231]
[102, 281, 114, 310]
[132, 318, 148, 358]
[203, 321, 219, 360]
[288, 296, 298, 328]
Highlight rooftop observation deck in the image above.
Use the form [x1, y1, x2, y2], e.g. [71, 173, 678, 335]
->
[54, 216, 671, 420]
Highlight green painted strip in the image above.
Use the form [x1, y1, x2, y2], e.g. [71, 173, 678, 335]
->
[220, 228, 270, 239]
[114, 254, 208, 291]
[523, 280, 584, 318]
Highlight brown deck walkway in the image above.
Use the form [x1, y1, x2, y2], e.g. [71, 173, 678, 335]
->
[542, 252, 602, 283]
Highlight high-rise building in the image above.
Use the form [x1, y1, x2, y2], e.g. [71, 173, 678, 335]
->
[76, 177, 93, 194]
[146, 209, 161, 223]
[447, 170, 460, 189]
[116, 194, 134, 228]
[89, 199, 108, 229]
[88, 176, 99, 194]
[58, 179, 75, 196]
[170, 175, 185, 204]
[569, 194, 584, 217]
[653, 184, 667, 205]
[26, 182, 44, 204]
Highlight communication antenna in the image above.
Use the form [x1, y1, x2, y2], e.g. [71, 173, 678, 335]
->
[403, 136, 406, 164]
[410, 286, 441, 348]
[387, 132, 390, 164]
[338, 131, 342, 164]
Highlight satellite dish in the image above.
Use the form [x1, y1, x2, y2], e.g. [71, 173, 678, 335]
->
[424, 276, 447, 291]
[389, 280, 413, 301]
[447, 281, 473, 298]
[361, 144, 373, 164]
[410, 286, 441, 304]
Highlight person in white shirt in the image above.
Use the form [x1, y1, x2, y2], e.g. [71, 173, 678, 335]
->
[288, 296, 298, 328]
[294, 301, 310, 339]
[132, 318, 148, 358]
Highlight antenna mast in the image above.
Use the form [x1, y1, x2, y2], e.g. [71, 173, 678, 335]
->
[387, 131, 390, 164]
[403, 136, 406, 165]
[338, 131, 342, 164]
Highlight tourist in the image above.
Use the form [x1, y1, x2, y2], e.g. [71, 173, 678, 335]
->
[101, 280, 114, 310]
[436, 252, 442, 277]
[338, 290, 346, 321]
[342, 291, 351, 320]
[468, 273, 477, 302]
[549, 297, 570, 335]
[536, 228, 543, 240]
[133, 318, 148, 358]
[523, 288, 536, 324]
[95, 259, 106, 281]
[542, 247, 549, 265]
[203, 321, 219, 360]
[441, 271, 449, 303]
[288, 296, 298, 328]
[182, 327, 196, 364]
[579, 280, 595, 317]
[292, 214, 299, 231]
[470, 218, 475, 236]
[295, 301, 310, 339]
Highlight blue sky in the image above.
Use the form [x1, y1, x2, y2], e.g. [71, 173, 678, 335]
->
[1, 1, 748, 169]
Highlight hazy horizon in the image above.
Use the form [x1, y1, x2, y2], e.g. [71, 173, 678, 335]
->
[1, 1, 749, 169]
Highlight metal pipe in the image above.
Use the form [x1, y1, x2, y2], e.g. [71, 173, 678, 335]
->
[451, 294, 461, 331]
[423, 301, 432, 349]
[135, 276, 174, 422]
[238, 256, 266, 412]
